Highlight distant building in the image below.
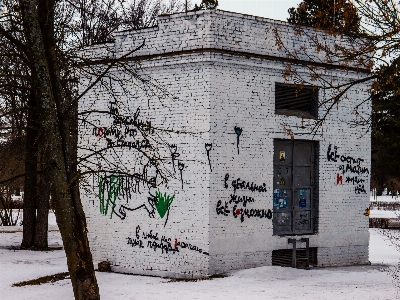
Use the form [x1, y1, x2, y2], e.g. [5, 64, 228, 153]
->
[78, 9, 371, 278]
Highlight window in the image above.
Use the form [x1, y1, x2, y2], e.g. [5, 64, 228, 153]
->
[275, 83, 318, 119]
[273, 140, 318, 235]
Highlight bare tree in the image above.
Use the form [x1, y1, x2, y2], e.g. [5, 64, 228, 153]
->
[1, 0, 191, 298]
[282, 1, 400, 189]
[0, 0, 190, 251]
[18, 0, 101, 297]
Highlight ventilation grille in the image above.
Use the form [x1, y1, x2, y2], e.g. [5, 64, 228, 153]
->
[272, 248, 318, 268]
[275, 83, 318, 117]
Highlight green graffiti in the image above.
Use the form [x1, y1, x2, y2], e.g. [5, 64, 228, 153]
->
[154, 190, 175, 218]
[99, 175, 123, 219]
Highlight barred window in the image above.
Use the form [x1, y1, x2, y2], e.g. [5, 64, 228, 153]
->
[275, 83, 318, 118]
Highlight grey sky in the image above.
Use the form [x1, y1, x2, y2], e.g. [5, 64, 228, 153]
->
[192, 0, 302, 21]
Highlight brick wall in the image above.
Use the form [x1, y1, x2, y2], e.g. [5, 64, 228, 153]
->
[78, 9, 371, 278]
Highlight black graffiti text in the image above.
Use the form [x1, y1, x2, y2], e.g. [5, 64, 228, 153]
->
[339, 164, 369, 175]
[232, 205, 273, 223]
[355, 184, 367, 194]
[161, 236, 172, 244]
[229, 194, 255, 207]
[175, 239, 209, 255]
[327, 144, 340, 162]
[128, 225, 208, 256]
[136, 225, 141, 239]
[127, 237, 144, 249]
[92, 126, 139, 140]
[345, 176, 366, 185]
[110, 105, 154, 134]
[116, 138, 149, 150]
[327, 144, 369, 194]
[231, 177, 267, 193]
[109, 101, 119, 116]
[216, 200, 231, 216]
[339, 155, 364, 165]
[224, 174, 230, 189]
[147, 240, 179, 254]
[142, 229, 159, 241]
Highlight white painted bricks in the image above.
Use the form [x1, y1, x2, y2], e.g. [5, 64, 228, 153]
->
[78, 9, 371, 278]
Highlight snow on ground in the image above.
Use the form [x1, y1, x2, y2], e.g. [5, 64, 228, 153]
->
[5, 211, 57, 227]
[370, 194, 400, 203]
[370, 229, 400, 266]
[1, 228, 400, 300]
[369, 194, 400, 218]
[48, 212, 56, 225]
[2, 204, 400, 300]
[370, 210, 399, 218]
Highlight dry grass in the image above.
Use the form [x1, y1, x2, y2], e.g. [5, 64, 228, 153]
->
[12, 272, 70, 287]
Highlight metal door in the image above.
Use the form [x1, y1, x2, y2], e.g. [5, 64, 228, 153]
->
[273, 140, 314, 235]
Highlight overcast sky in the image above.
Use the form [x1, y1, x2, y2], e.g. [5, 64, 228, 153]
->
[191, 0, 302, 21]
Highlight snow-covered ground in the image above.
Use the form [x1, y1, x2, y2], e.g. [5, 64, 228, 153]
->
[1, 228, 400, 300]
[369, 194, 400, 218]
[370, 210, 399, 218]
[2, 198, 400, 300]
[2, 211, 57, 227]
[370, 194, 400, 203]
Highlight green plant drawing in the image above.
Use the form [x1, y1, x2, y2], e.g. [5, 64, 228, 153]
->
[99, 175, 123, 219]
[154, 190, 175, 218]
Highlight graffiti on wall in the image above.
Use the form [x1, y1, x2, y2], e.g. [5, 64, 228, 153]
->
[170, 144, 180, 173]
[109, 104, 154, 133]
[98, 173, 176, 226]
[92, 104, 154, 151]
[169, 144, 185, 189]
[224, 173, 268, 193]
[88, 101, 180, 198]
[96, 161, 159, 216]
[327, 144, 369, 194]
[126, 225, 209, 255]
[234, 126, 242, 154]
[336, 173, 343, 185]
[88, 100, 189, 226]
[99, 175, 123, 218]
[154, 190, 175, 219]
[205, 143, 212, 171]
[217, 173, 272, 222]
[178, 162, 185, 189]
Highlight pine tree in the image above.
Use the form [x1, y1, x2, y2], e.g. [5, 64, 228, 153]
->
[194, 0, 218, 10]
[371, 60, 400, 194]
[287, 0, 360, 35]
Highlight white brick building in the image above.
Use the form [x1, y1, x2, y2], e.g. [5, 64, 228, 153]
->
[78, 9, 371, 278]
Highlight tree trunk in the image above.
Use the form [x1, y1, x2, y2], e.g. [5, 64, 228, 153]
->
[21, 89, 38, 249]
[34, 131, 50, 249]
[20, 1, 100, 299]
[34, 170, 49, 249]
